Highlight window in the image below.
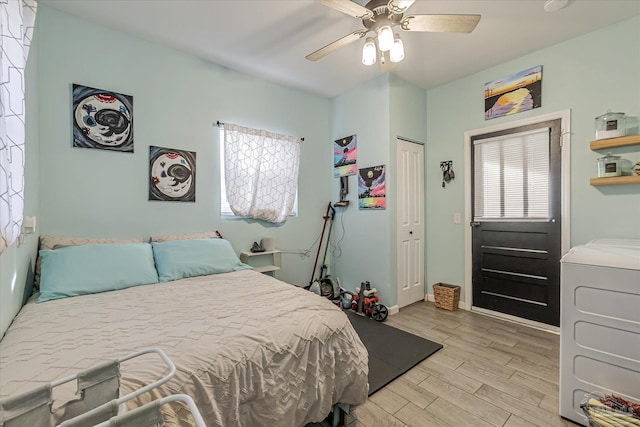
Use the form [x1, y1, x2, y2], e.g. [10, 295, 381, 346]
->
[219, 125, 299, 223]
[473, 127, 550, 220]
[0, 0, 37, 255]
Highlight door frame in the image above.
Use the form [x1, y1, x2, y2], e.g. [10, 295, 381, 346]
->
[396, 136, 426, 308]
[463, 110, 571, 330]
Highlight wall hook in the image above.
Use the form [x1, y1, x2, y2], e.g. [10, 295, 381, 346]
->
[440, 161, 454, 188]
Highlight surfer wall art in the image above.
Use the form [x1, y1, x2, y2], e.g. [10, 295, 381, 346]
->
[358, 165, 386, 210]
[149, 146, 196, 202]
[333, 135, 357, 177]
[72, 84, 133, 152]
[484, 65, 542, 120]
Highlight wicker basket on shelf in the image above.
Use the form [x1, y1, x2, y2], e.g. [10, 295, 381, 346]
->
[433, 283, 461, 311]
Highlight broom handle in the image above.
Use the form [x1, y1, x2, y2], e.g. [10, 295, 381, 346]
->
[309, 202, 332, 286]
[320, 204, 336, 276]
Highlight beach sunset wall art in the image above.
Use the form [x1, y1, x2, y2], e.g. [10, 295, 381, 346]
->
[484, 65, 542, 120]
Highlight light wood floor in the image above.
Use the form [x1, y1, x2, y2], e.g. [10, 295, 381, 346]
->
[348, 301, 579, 427]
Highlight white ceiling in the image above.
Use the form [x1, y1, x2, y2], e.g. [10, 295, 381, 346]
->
[42, 0, 640, 98]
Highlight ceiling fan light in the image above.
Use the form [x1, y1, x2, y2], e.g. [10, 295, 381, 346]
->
[362, 37, 377, 66]
[390, 34, 404, 63]
[377, 25, 394, 51]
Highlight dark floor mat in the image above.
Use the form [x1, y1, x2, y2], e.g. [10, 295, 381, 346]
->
[345, 310, 443, 396]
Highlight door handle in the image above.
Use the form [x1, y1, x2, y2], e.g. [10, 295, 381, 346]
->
[470, 221, 481, 227]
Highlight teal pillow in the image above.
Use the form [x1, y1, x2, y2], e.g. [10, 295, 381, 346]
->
[38, 243, 159, 303]
[151, 239, 252, 282]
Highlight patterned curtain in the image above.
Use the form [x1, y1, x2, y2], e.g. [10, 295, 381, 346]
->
[224, 123, 300, 224]
[0, 0, 36, 255]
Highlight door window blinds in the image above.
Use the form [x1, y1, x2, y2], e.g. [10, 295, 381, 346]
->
[474, 127, 550, 221]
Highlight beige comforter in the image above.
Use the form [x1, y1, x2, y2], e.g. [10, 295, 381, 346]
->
[0, 270, 368, 426]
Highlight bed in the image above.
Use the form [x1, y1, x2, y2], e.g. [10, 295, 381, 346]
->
[0, 236, 369, 426]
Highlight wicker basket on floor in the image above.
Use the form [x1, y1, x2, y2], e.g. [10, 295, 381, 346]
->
[581, 392, 640, 427]
[433, 283, 461, 311]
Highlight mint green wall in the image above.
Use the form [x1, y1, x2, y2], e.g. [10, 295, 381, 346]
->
[330, 75, 393, 303]
[388, 75, 428, 304]
[425, 16, 640, 302]
[329, 74, 427, 307]
[0, 25, 40, 337]
[35, 6, 332, 287]
[389, 74, 428, 144]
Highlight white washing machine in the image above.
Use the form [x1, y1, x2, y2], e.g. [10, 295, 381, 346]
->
[559, 239, 640, 425]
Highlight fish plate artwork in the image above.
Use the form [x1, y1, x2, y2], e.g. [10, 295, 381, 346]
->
[334, 135, 357, 177]
[149, 146, 196, 202]
[72, 84, 133, 152]
[358, 165, 386, 210]
[484, 65, 542, 120]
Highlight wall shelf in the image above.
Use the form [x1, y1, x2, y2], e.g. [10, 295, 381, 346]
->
[240, 249, 281, 274]
[590, 175, 640, 186]
[589, 134, 640, 186]
[589, 134, 640, 150]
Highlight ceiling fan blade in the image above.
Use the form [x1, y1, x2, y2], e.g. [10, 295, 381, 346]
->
[380, 50, 396, 73]
[317, 0, 373, 19]
[306, 29, 368, 61]
[387, 0, 416, 14]
[401, 14, 481, 33]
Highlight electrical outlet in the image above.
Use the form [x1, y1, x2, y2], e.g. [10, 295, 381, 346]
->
[453, 213, 461, 224]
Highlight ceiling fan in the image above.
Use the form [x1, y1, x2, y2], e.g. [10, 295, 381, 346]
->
[306, 0, 481, 71]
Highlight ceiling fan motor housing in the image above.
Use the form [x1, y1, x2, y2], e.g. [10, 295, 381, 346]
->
[362, 0, 404, 31]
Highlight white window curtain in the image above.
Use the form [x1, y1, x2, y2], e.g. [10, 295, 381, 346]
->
[223, 123, 300, 224]
[474, 127, 550, 221]
[0, 0, 37, 255]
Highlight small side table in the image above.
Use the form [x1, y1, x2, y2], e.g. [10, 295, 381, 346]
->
[240, 249, 281, 275]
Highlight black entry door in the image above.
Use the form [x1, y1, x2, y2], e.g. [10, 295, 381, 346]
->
[472, 119, 562, 326]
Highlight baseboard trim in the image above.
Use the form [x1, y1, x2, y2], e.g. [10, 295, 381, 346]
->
[388, 305, 399, 315]
[422, 294, 558, 332]
[471, 306, 560, 334]
[424, 294, 470, 310]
